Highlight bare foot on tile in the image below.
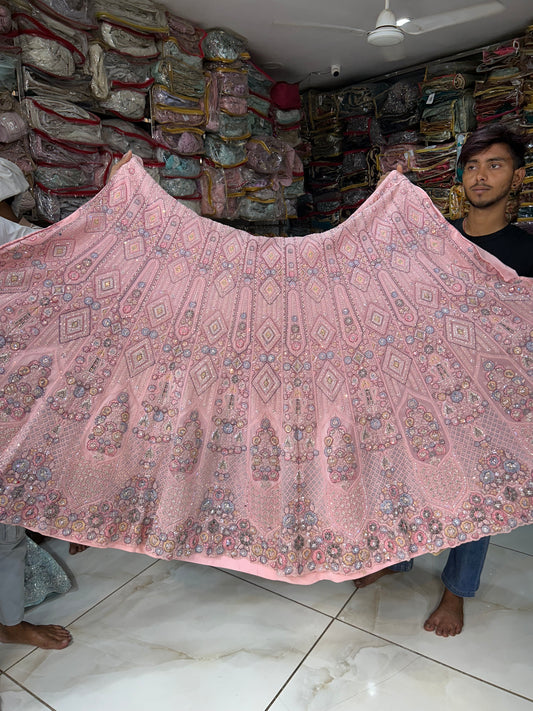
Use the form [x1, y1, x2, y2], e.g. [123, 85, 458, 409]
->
[69, 542, 88, 555]
[0, 621, 71, 649]
[424, 588, 464, 636]
[353, 566, 401, 589]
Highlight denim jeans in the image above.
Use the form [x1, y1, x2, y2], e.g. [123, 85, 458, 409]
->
[390, 536, 490, 598]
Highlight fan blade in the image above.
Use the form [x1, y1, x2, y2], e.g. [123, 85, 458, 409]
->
[381, 43, 407, 62]
[402, 1, 504, 35]
[272, 21, 367, 35]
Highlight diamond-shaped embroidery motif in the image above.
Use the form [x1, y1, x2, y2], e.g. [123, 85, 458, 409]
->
[350, 268, 370, 291]
[340, 230, 358, 259]
[382, 346, 411, 384]
[0, 268, 32, 293]
[59, 308, 91, 343]
[306, 276, 326, 303]
[262, 244, 281, 269]
[124, 236, 145, 261]
[317, 364, 344, 401]
[312, 316, 335, 347]
[204, 311, 227, 344]
[215, 270, 235, 297]
[425, 234, 445, 255]
[302, 239, 319, 267]
[125, 340, 155, 377]
[415, 283, 439, 308]
[445, 316, 476, 349]
[85, 213, 106, 233]
[144, 205, 162, 230]
[365, 305, 389, 335]
[48, 240, 74, 260]
[253, 364, 281, 403]
[148, 295, 173, 328]
[372, 221, 392, 243]
[406, 203, 424, 228]
[109, 182, 127, 206]
[191, 357, 217, 395]
[452, 265, 474, 283]
[96, 271, 120, 299]
[223, 236, 240, 261]
[258, 318, 281, 351]
[168, 258, 189, 283]
[391, 252, 410, 272]
[260, 276, 281, 305]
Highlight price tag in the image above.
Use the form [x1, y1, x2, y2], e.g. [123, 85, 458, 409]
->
[426, 92, 435, 105]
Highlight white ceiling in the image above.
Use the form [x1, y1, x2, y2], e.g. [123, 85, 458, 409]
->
[158, 0, 532, 88]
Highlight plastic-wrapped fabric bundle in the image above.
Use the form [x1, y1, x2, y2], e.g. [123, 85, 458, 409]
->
[27, 0, 97, 30]
[159, 176, 199, 198]
[152, 103, 205, 127]
[165, 13, 206, 59]
[337, 85, 375, 118]
[22, 66, 94, 104]
[98, 21, 159, 59]
[29, 128, 108, 166]
[378, 80, 420, 134]
[420, 95, 475, 142]
[99, 89, 147, 121]
[34, 184, 96, 222]
[152, 56, 205, 98]
[248, 112, 273, 136]
[0, 110, 27, 142]
[247, 61, 274, 98]
[161, 37, 203, 70]
[102, 51, 155, 89]
[248, 93, 271, 119]
[157, 149, 201, 179]
[23, 96, 103, 145]
[202, 29, 249, 63]
[94, 0, 168, 34]
[102, 119, 160, 161]
[204, 134, 246, 167]
[13, 10, 89, 65]
[0, 135, 34, 175]
[0, 53, 19, 92]
[153, 125, 204, 155]
[238, 193, 282, 221]
[15, 31, 77, 78]
[34, 162, 108, 190]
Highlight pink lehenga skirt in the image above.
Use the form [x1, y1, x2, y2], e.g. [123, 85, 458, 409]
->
[0, 158, 531, 584]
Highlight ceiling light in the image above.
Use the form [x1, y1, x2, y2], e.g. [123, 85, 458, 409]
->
[396, 17, 410, 26]
[367, 26, 404, 46]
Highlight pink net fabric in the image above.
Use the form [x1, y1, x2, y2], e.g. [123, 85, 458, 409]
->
[0, 157, 531, 584]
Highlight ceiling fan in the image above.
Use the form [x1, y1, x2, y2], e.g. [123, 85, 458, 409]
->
[274, 0, 504, 56]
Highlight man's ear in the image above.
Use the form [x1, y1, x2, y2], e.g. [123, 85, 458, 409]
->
[512, 166, 525, 189]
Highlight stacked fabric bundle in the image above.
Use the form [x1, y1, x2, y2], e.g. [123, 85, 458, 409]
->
[151, 12, 207, 213]
[338, 84, 381, 220]
[200, 29, 249, 220]
[518, 26, 533, 232]
[300, 88, 343, 230]
[4, 0, 168, 222]
[376, 78, 421, 189]
[416, 63, 476, 218]
[474, 38, 523, 130]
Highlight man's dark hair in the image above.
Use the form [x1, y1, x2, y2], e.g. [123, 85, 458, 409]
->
[458, 124, 526, 169]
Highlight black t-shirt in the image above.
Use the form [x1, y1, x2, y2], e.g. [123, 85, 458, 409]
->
[448, 219, 533, 278]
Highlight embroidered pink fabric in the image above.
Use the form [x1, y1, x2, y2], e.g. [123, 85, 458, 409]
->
[0, 157, 532, 584]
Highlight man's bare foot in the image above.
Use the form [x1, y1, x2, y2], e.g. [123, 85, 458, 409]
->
[0, 621, 71, 649]
[353, 567, 401, 589]
[424, 587, 464, 637]
[69, 542, 88, 555]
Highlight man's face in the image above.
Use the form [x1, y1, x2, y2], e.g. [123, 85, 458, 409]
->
[461, 142, 523, 209]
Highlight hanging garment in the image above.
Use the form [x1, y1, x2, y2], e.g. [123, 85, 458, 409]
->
[0, 159, 531, 585]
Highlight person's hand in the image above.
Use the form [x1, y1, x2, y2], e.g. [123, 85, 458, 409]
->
[376, 163, 404, 189]
[108, 150, 132, 183]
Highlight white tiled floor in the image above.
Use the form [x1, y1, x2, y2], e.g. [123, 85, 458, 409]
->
[1, 527, 532, 711]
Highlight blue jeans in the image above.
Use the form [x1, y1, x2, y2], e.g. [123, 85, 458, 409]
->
[390, 537, 490, 598]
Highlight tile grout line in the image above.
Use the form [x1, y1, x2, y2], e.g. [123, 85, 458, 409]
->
[338, 615, 533, 703]
[262, 586, 360, 710]
[4, 558, 162, 673]
[1, 670, 57, 710]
